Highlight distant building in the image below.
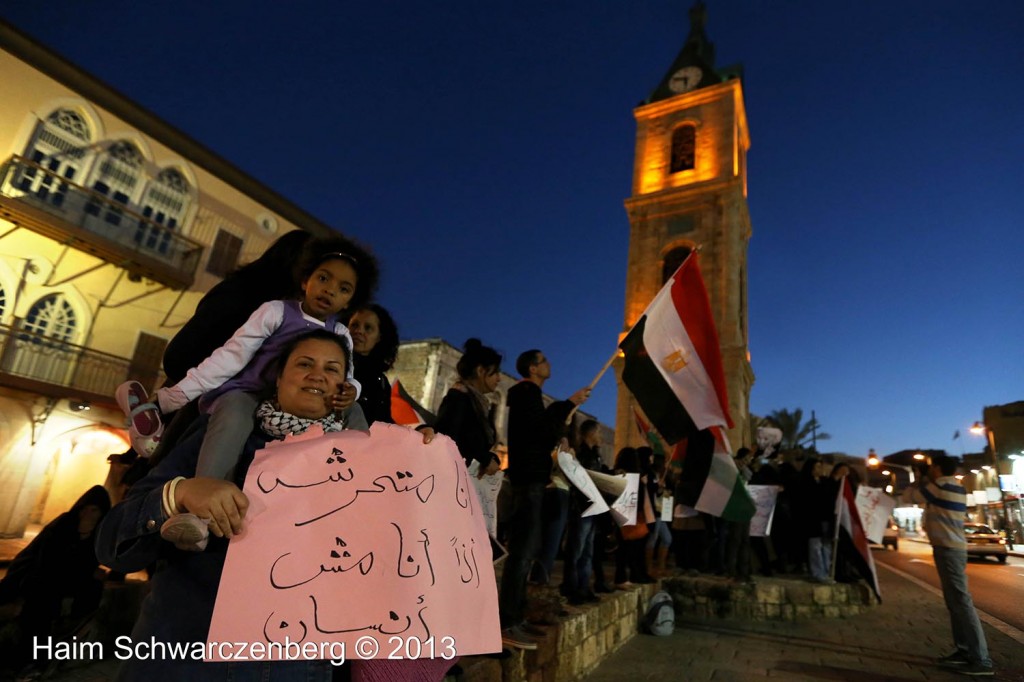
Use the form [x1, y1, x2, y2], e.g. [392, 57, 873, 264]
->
[391, 339, 615, 468]
[0, 21, 339, 537]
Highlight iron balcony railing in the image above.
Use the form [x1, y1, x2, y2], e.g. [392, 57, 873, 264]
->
[0, 323, 162, 404]
[0, 154, 203, 289]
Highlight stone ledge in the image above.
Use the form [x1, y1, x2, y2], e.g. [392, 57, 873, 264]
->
[662, 575, 877, 621]
[459, 582, 659, 682]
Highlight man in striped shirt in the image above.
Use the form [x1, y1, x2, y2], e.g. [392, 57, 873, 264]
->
[903, 455, 993, 676]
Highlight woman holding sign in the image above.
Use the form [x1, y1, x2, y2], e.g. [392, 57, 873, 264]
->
[95, 330, 440, 681]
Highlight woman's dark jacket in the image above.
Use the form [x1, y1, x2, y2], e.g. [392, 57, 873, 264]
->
[434, 386, 496, 469]
[352, 353, 394, 426]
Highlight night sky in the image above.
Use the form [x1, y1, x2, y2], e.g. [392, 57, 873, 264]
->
[3, 1, 1022, 458]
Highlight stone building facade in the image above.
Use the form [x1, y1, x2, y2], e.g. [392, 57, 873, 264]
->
[615, 5, 754, 453]
[0, 21, 338, 537]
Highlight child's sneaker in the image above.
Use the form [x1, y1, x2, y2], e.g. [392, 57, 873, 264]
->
[160, 513, 210, 552]
[115, 381, 163, 457]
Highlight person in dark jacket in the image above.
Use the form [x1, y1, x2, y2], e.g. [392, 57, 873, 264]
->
[497, 349, 590, 650]
[433, 338, 502, 474]
[0, 486, 110, 671]
[347, 304, 400, 426]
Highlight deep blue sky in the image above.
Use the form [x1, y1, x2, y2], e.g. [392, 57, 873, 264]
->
[4, 1, 1022, 458]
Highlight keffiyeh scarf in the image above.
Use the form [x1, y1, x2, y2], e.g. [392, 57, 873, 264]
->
[256, 400, 345, 438]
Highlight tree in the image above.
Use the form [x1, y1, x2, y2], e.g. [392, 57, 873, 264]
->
[766, 408, 831, 452]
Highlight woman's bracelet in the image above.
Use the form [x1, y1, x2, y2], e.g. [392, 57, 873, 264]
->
[162, 476, 186, 517]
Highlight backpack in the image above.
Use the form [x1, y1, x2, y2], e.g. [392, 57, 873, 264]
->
[642, 591, 675, 636]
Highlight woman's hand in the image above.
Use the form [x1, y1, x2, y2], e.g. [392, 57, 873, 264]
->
[479, 458, 501, 478]
[332, 382, 357, 412]
[416, 426, 436, 444]
[174, 477, 249, 539]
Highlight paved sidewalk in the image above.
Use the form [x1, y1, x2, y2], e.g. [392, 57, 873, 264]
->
[585, 562, 1024, 681]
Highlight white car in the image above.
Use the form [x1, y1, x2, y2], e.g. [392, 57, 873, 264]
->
[964, 523, 1009, 563]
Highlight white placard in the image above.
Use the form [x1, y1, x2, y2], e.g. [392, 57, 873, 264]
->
[556, 450, 611, 518]
[467, 460, 505, 537]
[747, 485, 779, 537]
[660, 496, 674, 522]
[587, 471, 640, 526]
[854, 485, 897, 544]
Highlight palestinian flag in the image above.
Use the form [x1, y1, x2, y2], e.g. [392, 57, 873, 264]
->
[675, 427, 755, 522]
[619, 252, 732, 445]
[632, 408, 667, 458]
[835, 475, 882, 602]
[390, 379, 435, 426]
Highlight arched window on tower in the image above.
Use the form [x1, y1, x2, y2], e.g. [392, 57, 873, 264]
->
[0, 281, 6, 322]
[17, 108, 93, 208]
[138, 168, 191, 255]
[662, 246, 692, 284]
[669, 124, 696, 174]
[84, 140, 143, 228]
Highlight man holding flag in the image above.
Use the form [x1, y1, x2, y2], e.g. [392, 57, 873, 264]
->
[618, 252, 754, 523]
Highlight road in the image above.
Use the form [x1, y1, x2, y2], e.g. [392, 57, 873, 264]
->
[873, 538, 1024, 635]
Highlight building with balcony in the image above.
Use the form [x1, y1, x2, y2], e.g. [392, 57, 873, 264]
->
[0, 21, 338, 537]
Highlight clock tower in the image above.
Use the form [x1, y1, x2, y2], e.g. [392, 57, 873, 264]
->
[615, 2, 754, 452]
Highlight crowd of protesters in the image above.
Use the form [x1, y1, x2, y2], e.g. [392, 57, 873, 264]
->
[1, 231, 879, 679]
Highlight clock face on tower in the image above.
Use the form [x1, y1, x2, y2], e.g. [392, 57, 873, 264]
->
[668, 66, 703, 94]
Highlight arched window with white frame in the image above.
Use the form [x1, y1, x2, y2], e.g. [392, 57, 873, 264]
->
[17, 108, 93, 209]
[137, 168, 191, 255]
[12, 293, 80, 385]
[21, 293, 78, 345]
[83, 140, 144, 228]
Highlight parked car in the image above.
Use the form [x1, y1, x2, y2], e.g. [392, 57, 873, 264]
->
[882, 521, 899, 550]
[964, 523, 1008, 563]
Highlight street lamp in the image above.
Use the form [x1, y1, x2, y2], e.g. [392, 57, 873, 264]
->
[867, 449, 880, 468]
[970, 421, 985, 436]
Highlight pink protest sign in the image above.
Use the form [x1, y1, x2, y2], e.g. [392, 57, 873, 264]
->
[206, 422, 501, 659]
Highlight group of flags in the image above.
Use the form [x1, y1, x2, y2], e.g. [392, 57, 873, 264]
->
[620, 252, 879, 601]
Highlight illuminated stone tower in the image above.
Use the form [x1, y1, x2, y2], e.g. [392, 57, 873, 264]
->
[615, 3, 754, 452]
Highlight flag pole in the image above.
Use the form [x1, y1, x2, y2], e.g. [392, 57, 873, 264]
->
[562, 349, 620, 429]
[829, 474, 845, 581]
[588, 349, 619, 391]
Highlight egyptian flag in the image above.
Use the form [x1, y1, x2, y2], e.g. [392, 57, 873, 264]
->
[390, 380, 435, 426]
[618, 252, 732, 445]
[835, 476, 882, 603]
[674, 427, 754, 522]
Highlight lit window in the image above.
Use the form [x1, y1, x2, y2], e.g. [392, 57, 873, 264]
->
[670, 125, 696, 174]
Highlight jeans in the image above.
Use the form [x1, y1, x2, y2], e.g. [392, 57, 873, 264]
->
[562, 513, 596, 597]
[498, 482, 545, 627]
[646, 519, 673, 550]
[531, 487, 569, 584]
[933, 546, 990, 666]
[808, 536, 832, 581]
